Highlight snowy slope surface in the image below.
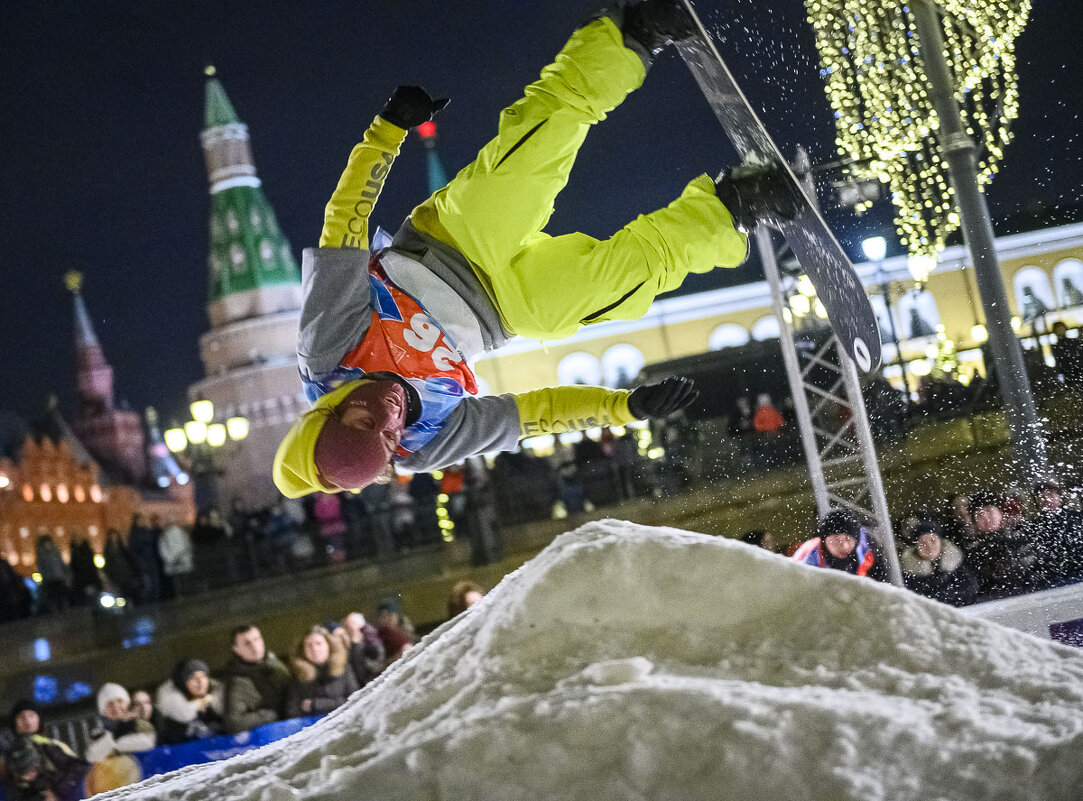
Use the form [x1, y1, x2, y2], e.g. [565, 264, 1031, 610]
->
[104, 520, 1083, 801]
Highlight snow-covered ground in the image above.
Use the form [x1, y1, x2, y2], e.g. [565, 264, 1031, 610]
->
[104, 520, 1083, 800]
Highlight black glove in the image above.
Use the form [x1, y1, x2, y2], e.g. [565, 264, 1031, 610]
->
[379, 85, 450, 129]
[627, 377, 698, 419]
[714, 161, 806, 229]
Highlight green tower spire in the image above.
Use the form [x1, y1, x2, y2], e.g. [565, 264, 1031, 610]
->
[200, 67, 300, 306]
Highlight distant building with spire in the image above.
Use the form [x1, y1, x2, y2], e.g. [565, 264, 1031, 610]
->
[0, 275, 193, 576]
[187, 69, 306, 507]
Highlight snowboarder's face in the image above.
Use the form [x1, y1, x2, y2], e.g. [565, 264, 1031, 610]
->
[335, 380, 407, 457]
[824, 533, 856, 559]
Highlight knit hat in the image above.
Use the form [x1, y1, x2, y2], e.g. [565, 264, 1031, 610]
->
[815, 509, 863, 540]
[968, 491, 1001, 514]
[312, 380, 408, 492]
[274, 377, 410, 498]
[97, 683, 130, 716]
[171, 659, 210, 692]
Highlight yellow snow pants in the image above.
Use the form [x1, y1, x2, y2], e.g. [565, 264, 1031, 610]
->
[409, 16, 749, 341]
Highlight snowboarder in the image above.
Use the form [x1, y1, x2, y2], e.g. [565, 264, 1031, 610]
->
[273, 0, 803, 498]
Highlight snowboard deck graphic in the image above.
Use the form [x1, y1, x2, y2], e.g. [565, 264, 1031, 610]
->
[676, 0, 882, 373]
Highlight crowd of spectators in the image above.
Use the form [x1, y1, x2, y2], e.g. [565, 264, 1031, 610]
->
[742, 479, 1083, 608]
[0, 582, 486, 799]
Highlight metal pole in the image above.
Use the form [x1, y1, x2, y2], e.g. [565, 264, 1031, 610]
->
[877, 263, 911, 404]
[756, 226, 831, 517]
[911, 0, 1051, 485]
[837, 341, 906, 586]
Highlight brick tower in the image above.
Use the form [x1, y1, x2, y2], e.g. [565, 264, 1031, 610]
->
[188, 68, 305, 508]
[68, 271, 147, 484]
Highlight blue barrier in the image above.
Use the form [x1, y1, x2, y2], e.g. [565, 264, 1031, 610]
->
[132, 716, 322, 778]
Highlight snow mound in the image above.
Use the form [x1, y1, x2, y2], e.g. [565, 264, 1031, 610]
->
[106, 520, 1083, 801]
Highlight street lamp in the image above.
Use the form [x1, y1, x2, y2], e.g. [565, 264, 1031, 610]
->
[863, 235, 911, 404]
[164, 400, 248, 509]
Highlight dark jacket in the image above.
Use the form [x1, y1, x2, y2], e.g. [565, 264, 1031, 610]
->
[154, 679, 226, 744]
[2, 735, 88, 801]
[285, 631, 359, 718]
[222, 653, 291, 734]
[346, 628, 386, 688]
[900, 538, 980, 607]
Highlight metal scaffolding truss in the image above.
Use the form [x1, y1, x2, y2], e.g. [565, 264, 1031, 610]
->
[756, 226, 904, 585]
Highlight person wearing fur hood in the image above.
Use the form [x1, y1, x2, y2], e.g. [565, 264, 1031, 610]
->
[154, 659, 226, 744]
[899, 517, 979, 607]
[285, 626, 359, 718]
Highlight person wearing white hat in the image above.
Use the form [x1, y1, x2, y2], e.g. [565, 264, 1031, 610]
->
[84, 683, 157, 763]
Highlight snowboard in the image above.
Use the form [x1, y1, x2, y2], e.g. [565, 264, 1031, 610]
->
[676, 0, 882, 373]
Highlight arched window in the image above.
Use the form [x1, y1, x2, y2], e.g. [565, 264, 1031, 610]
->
[708, 324, 751, 350]
[557, 352, 602, 386]
[601, 345, 645, 388]
[1053, 259, 1083, 308]
[896, 290, 940, 339]
[1012, 266, 1055, 321]
[751, 316, 780, 341]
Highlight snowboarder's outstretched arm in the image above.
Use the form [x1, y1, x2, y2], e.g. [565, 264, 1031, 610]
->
[319, 86, 448, 250]
[399, 378, 697, 472]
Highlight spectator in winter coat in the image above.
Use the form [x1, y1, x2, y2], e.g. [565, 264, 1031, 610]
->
[374, 598, 417, 665]
[127, 514, 162, 603]
[446, 581, 486, 619]
[0, 561, 32, 623]
[158, 518, 195, 597]
[965, 491, 1040, 599]
[102, 530, 139, 601]
[84, 684, 156, 763]
[1, 735, 87, 801]
[129, 691, 157, 730]
[285, 627, 359, 718]
[155, 659, 225, 744]
[792, 509, 886, 580]
[9, 700, 41, 738]
[34, 533, 69, 614]
[1026, 480, 1083, 587]
[222, 625, 291, 734]
[739, 530, 779, 553]
[67, 535, 101, 607]
[898, 518, 979, 606]
[752, 393, 784, 434]
[340, 612, 385, 687]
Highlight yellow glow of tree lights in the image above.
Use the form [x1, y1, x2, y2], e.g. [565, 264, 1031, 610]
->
[805, 0, 1030, 259]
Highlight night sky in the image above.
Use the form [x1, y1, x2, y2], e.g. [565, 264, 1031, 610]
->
[1, 0, 1080, 424]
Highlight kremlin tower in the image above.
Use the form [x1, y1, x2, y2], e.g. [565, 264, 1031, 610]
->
[68, 271, 147, 484]
[187, 69, 306, 508]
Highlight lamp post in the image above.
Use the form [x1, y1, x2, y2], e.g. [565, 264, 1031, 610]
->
[862, 236, 912, 406]
[909, 0, 1050, 485]
[164, 401, 249, 511]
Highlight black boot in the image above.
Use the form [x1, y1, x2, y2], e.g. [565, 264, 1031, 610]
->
[621, 0, 696, 59]
[714, 161, 807, 229]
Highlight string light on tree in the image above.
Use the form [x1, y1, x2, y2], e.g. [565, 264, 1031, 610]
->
[805, 0, 1030, 259]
